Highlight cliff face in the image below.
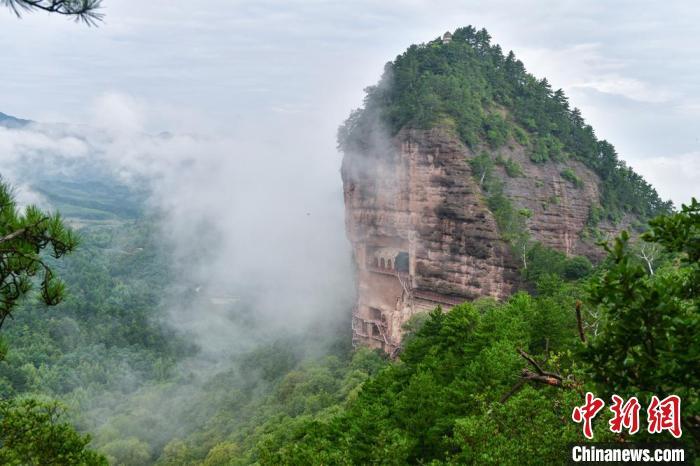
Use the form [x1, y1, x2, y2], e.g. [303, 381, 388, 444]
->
[340, 27, 670, 353]
[493, 137, 627, 261]
[342, 128, 617, 353]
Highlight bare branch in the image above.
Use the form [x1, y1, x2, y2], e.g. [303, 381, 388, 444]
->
[500, 379, 526, 403]
[636, 242, 660, 276]
[501, 347, 570, 402]
[575, 300, 586, 343]
[542, 337, 550, 363]
[517, 348, 545, 375]
[520, 369, 564, 387]
[517, 348, 562, 381]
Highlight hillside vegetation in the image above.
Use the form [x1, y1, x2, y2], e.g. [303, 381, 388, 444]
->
[339, 26, 672, 224]
[154, 201, 699, 465]
[0, 170, 695, 464]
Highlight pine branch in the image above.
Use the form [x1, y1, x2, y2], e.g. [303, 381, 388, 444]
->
[2, 0, 103, 25]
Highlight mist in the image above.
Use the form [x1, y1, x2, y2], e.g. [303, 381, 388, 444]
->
[94, 94, 355, 355]
[4, 93, 354, 337]
[0, 91, 358, 456]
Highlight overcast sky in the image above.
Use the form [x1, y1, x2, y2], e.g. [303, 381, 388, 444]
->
[1, 0, 698, 206]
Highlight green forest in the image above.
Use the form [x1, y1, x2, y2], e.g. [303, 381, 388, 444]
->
[338, 26, 673, 224]
[0, 17, 697, 466]
[0, 176, 697, 464]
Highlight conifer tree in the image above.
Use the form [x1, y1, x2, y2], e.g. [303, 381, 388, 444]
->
[0, 180, 78, 357]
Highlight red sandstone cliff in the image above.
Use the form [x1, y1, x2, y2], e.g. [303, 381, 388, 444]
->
[342, 127, 624, 353]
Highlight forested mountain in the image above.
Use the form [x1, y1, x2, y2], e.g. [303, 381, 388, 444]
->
[340, 26, 672, 223]
[340, 26, 676, 353]
[0, 26, 696, 466]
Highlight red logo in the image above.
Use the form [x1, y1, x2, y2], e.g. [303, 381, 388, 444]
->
[572, 393, 682, 439]
[609, 395, 641, 435]
[572, 392, 605, 439]
[647, 395, 682, 438]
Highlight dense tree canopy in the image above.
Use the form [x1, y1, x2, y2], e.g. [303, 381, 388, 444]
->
[583, 199, 700, 441]
[240, 203, 698, 464]
[339, 26, 673, 223]
[0, 396, 106, 465]
[0, 179, 109, 463]
[0, 190, 694, 463]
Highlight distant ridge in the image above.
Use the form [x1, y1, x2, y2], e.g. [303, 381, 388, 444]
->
[0, 111, 31, 128]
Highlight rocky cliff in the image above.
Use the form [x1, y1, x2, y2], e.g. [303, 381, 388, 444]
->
[343, 127, 621, 353]
[340, 27, 670, 353]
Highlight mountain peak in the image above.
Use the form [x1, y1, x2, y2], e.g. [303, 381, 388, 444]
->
[0, 112, 31, 128]
[340, 26, 672, 352]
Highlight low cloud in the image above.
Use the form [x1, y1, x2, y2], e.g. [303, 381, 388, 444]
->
[0, 92, 354, 356]
[572, 76, 673, 104]
[632, 152, 700, 208]
[516, 43, 674, 103]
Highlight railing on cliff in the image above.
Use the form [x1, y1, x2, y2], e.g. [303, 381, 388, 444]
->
[365, 265, 397, 276]
[413, 290, 465, 306]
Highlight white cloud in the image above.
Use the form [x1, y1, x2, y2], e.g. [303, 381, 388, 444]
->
[632, 152, 700, 207]
[516, 43, 673, 103]
[91, 92, 146, 134]
[571, 77, 674, 104]
[675, 100, 700, 116]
